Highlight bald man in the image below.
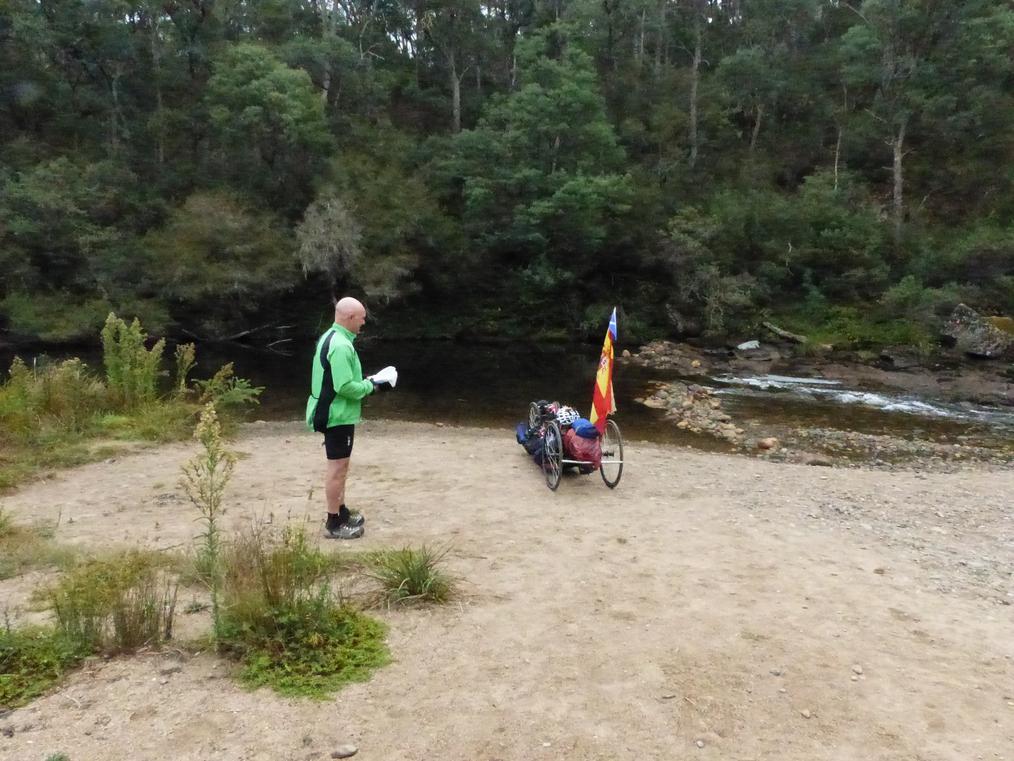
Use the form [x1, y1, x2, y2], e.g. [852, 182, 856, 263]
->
[306, 297, 393, 539]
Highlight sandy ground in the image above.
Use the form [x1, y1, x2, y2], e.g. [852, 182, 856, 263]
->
[1, 420, 1012, 761]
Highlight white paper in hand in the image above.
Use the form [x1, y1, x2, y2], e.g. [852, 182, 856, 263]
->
[371, 365, 398, 388]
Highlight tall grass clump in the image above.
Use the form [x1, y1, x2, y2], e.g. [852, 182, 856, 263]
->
[181, 403, 235, 641]
[42, 550, 177, 654]
[216, 525, 389, 698]
[0, 356, 109, 437]
[364, 545, 455, 605]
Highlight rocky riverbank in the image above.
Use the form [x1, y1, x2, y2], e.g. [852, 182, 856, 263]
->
[624, 339, 1014, 470]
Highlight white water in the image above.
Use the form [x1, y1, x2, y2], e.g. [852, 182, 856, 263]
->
[712, 374, 1014, 429]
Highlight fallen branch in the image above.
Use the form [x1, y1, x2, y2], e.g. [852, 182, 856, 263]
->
[762, 321, 808, 344]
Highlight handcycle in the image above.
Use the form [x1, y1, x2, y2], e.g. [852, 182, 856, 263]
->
[526, 401, 625, 491]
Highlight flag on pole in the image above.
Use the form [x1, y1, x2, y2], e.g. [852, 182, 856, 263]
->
[589, 307, 617, 433]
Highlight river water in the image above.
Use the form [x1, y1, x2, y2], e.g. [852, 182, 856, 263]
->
[4, 340, 1013, 451]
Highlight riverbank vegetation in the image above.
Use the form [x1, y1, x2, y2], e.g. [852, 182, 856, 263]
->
[1, 1, 1010, 349]
[0, 314, 261, 490]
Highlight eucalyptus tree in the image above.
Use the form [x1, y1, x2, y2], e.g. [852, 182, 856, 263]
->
[447, 25, 632, 304]
[838, 0, 959, 248]
[205, 43, 332, 215]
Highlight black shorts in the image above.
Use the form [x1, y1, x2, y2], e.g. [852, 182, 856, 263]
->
[323, 424, 355, 460]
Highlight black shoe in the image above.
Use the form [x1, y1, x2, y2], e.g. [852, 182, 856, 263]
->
[339, 506, 365, 528]
[325, 522, 364, 540]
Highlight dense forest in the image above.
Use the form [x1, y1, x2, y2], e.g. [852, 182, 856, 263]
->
[1, 0, 1011, 348]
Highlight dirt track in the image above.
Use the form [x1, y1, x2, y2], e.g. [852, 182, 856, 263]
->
[2, 420, 1012, 761]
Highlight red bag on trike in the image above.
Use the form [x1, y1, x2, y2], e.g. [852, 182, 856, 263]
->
[563, 428, 601, 470]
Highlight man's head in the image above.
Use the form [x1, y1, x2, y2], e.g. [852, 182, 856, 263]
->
[334, 296, 367, 334]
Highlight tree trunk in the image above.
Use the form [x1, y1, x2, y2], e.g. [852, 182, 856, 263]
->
[688, 12, 702, 168]
[636, 8, 645, 67]
[150, 15, 164, 165]
[749, 103, 764, 154]
[108, 69, 121, 155]
[892, 118, 907, 245]
[450, 52, 461, 133]
[654, 0, 667, 76]
[415, 6, 424, 88]
[833, 125, 842, 190]
[834, 83, 847, 191]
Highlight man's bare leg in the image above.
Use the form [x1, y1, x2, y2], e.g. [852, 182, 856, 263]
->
[325, 457, 350, 515]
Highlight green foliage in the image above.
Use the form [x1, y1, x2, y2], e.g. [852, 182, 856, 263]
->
[0, 356, 108, 438]
[0, 292, 120, 344]
[0, 318, 258, 490]
[217, 526, 389, 697]
[143, 192, 296, 338]
[195, 363, 263, 419]
[101, 313, 165, 409]
[919, 223, 1014, 314]
[228, 598, 389, 699]
[0, 626, 87, 710]
[447, 25, 633, 280]
[1, 0, 1011, 344]
[774, 303, 935, 352]
[205, 44, 331, 213]
[364, 546, 455, 605]
[42, 550, 177, 654]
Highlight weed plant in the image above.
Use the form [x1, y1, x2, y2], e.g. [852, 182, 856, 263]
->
[216, 525, 389, 698]
[42, 550, 177, 654]
[181, 403, 235, 640]
[101, 314, 165, 409]
[364, 545, 455, 605]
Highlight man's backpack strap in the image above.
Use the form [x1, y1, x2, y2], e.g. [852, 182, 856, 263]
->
[312, 330, 337, 433]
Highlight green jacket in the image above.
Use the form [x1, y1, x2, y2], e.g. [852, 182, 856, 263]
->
[306, 324, 374, 431]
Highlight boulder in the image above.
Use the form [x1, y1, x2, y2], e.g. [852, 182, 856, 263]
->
[943, 304, 1013, 359]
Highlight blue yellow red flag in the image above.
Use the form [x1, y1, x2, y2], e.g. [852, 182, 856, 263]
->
[589, 308, 617, 432]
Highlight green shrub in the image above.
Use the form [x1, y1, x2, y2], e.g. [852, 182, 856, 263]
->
[220, 526, 339, 633]
[101, 312, 165, 408]
[216, 526, 389, 698]
[196, 362, 263, 420]
[226, 594, 389, 699]
[0, 626, 87, 709]
[43, 550, 177, 654]
[0, 317, 259, 490]
[0, 356, 109, 439]
[0, 292, 113, 344]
